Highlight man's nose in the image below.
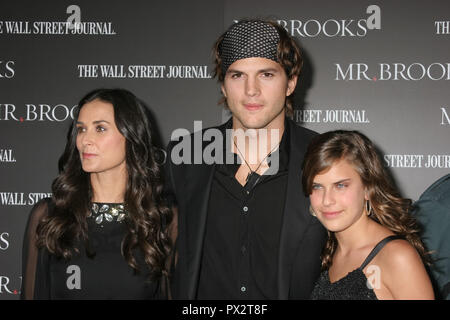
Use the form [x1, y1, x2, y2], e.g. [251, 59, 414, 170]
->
[245, 76, 260, 97]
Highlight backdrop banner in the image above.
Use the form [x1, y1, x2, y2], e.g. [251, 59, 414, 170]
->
[1, 0, 449, 300]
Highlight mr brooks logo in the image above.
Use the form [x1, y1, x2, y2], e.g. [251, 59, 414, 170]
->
[0, 276, 21, 295]
[335, 62, 450, 81]
[0, 103, 77, 122]
[275, 5, 381, 38]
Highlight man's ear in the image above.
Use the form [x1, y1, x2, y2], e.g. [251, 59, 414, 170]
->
[286, 75, 298, 96]
[221, 83, 227, 98]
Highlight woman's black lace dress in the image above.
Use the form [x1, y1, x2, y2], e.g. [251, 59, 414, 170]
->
[21, 198, 165, 300]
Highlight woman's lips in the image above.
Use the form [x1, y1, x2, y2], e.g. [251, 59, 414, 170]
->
[82, 153, 97, 159]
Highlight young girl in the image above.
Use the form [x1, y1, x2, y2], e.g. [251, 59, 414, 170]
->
[302, 130, 434, 300]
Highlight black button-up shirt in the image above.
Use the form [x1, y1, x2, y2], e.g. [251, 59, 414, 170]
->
[197, 122, 290, 299]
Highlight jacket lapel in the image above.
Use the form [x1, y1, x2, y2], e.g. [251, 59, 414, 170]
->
[182, 120, 231, 298]
[184, 161, 215, 299]
[277, 120, 313, 299]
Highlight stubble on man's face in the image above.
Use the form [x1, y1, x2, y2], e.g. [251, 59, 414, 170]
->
[221, 57, 297, 132]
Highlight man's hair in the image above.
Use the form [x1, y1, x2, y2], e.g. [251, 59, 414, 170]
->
[212, 19, 303, 116]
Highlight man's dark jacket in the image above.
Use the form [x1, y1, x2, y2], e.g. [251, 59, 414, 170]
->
[164, 118, 327, 299]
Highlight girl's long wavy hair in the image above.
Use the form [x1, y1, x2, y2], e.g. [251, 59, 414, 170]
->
[36, 88, 172, 281]
[301, 130, 431, 270]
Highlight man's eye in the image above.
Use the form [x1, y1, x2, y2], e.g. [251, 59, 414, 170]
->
[262, 72, 274, 77]
[231, 73, 242, 79]
[312, 184, 322, 190]
[336, 183, 347, 189]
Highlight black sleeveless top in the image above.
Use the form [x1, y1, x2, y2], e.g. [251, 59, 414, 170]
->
[310, 235, 404, 300]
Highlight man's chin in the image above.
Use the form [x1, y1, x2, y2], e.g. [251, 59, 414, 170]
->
[232, 109, 285, 131]
[232, 117, 268, 130]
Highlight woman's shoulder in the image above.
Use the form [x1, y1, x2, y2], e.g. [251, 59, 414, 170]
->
[366, 223, 420, 268]
[370, 237, 434, 299]
[28, 197, 53, 223]
[371, 236, 427, 285]
[378, 237, 420, 263]
[370, 236, 421, 271]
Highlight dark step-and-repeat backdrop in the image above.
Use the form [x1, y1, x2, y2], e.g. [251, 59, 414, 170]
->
[1, 1, 449, 300]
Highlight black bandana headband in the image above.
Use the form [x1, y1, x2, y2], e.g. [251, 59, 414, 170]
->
[219, 20, 281, 73]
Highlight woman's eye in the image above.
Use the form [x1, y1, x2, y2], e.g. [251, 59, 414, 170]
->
[76, 127, 85, 133]
[96, 126, 106, 132]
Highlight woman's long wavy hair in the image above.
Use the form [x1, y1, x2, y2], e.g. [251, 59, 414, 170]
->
[36, 88, 172, 281]
[301, 130, 430, 270]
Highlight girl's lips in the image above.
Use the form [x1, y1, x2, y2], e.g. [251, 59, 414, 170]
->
[322, 211, 342, 219]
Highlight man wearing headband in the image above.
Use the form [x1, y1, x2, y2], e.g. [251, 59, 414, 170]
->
[166, 19, 327, 299]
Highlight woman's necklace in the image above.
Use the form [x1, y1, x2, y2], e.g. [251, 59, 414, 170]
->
[88, 203, 127, 224]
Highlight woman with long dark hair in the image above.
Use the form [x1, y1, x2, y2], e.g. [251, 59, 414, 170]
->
[21, 88, 173, 299]
[303, 130, 434, 300]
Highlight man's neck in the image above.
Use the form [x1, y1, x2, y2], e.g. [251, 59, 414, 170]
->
[231, 118, 285, 170]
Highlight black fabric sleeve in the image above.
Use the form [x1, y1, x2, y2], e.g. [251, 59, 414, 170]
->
[162, 141, 178, 208]
[163, 141, 179, 299]
[20, 198, 51, 300]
